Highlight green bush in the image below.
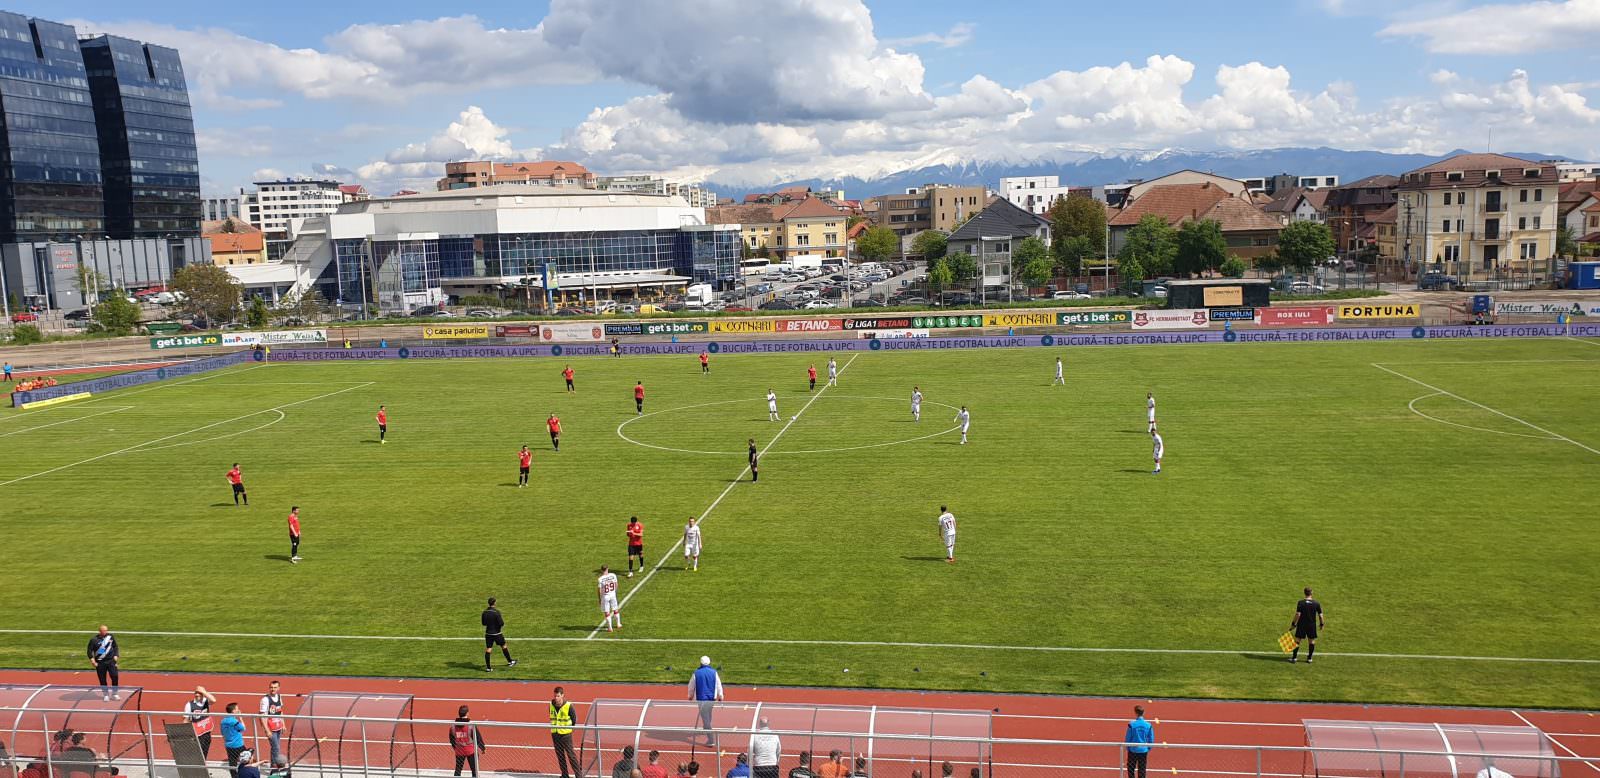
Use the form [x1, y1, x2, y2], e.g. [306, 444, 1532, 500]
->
[10, 323, 43, 344]
[1220, 256, 1247, 278]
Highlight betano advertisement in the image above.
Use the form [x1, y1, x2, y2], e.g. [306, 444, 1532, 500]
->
[1257, 306, 1335, 326]
[1131, 309, 1211, 330]
[775, 318, 843, 333]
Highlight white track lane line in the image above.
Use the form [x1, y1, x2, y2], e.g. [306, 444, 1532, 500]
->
[1372, 363, 1600, 456]
[1, 628, 1594, 665]
[586, 355, 860, 639]
[0, 381, 373, 488]
[1508, 710, 1600, 771]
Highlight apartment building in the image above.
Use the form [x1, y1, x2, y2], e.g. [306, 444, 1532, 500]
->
[1000, 176, 1072, 215]
[865, 183, 989, 237]
[1323, 175, 1399, 255]
[243, 180, 345, 235]
[436, 160, 595, 190]
[705, 204, 782, 252]
[1241, 173, 1340, 195]
[774, 197, 847, 262]
[1396, 153, 1559, 278]
[597, 175, 716, 208]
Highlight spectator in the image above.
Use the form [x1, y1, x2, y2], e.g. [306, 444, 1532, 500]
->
[612, 747, 638, 778]
[1124, 705, 1153, 778]
[726, 755, 750, 778]
[968, 770, 978, 778]
[184, 687, 218, 759]
[689, 657, 724, 747]
[51, 729, 74, 755]
[19, 761, 47, 778]
[450, 705, 486, 778]
[222, 704, 248, 777]
[787, 752, 816, 778]
[86, 626, 119, 702]
[676, 765, 688, 778]
[750, 719, 780, 778]
[640, 751, 668, 778]
[60, 733, 98, 778]
[818, 752, 848, 778]
[258, 681, 287, 767]
[237, 752, 260, 778]
[853, 758, 870, 778]
[940, 763, 953, 778]
[687, 762, 701, 778]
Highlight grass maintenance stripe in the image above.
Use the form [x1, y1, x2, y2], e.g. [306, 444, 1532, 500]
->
[1, 628, 1593, 665]
[587, 354, 858, 639]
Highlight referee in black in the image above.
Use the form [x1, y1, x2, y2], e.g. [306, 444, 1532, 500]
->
[748, 438, 759, 483]
[1289, 587, 1324, 664]
[481, 598, 517, 672]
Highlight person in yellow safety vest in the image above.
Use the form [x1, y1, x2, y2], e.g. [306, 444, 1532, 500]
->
[258, 680, 286, 767]
[549, 687, 582, 778]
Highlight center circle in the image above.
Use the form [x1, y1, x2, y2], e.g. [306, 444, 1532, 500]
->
[616, 395, 963, 455]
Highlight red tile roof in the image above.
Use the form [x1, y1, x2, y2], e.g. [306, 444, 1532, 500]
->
[775, 196, 845, 220]
[1109, 182, 1230, 227]
[1199, 195, 1284, 232]
[706, 204, 779, 225]
[206, 231, 264, 253]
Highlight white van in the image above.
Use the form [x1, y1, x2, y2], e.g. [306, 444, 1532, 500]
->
[685, 283, 716, 308]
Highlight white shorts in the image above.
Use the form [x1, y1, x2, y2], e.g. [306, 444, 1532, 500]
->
[600, 593, 619, 613]
[912, 403, 921, 412]
[1148, 410, 1156, 422]
[684, 542, 701, 557]
[944, 534, 956, 549]
[960, 424, 970, 433]
[768, 403, 778, 413]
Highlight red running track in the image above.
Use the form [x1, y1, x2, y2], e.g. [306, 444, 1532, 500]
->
[3, 669, 1595, 778]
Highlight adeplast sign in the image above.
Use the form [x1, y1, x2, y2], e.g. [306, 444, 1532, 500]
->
[1131, 309, 1211, 330]
[1257, 306, 1334, 327]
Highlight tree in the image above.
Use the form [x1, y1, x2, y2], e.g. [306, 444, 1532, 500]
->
[1048, 193, 1108, 275]
[172, 264, 243, 326]
[1117, 215, 1177, 277]
[246, 296, 270, 328]
[942, 250, 977, 285]
[1174, 219, 1227, 277]
[1117, 253, 1145, 294]
[927, 258, 954, 292]
[856, 226, 899, 262]
[93, 292, 141, 335]
[846, 215, 867, 229]
[911, 230, 948, 262]
[1013, 236, 1053, 288]
[75, 265, 107, 308]
[286, 287, 329, 322]
[754, 244, 770, 259]
[1276, 220, 1335, 272]
[1054, 235, 1096, 278]
[1557, 224, 1578, 259]
[1219, 256, 1247, 279]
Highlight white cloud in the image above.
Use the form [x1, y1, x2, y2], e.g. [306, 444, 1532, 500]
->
[1379, 0, 1600, 54]
[351, 106, 545, 191]
[884, 22, 976, 49]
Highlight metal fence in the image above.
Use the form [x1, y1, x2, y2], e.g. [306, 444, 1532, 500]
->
[3, 707, 1593, 778]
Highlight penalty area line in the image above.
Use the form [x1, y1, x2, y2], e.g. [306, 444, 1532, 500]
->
[586, 353, 859, 640]
[0, 628, 1594, 665]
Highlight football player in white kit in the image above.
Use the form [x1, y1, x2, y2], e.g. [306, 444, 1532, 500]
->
[683, 517, 702, 572]
[597, 565, 622, 632]
[767, 389, 779, 421]
[827, 357, 838, 386]
[911, 386, 923, 422]
[954, 405, 970, 444]
[1053, 357, 1065, 385]
[1146, 392, 1157, 433]
[1151, 427, 1164, 474]
[937, 505, 957, 563]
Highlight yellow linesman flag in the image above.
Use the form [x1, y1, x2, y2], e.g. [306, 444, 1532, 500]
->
[1278, 631, 1300, 654]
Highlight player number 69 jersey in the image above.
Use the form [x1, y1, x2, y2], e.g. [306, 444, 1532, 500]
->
[597, 571, 620, 612]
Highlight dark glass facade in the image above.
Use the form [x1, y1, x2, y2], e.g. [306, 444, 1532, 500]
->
[0, 12, 105, 243]
[79, 35, 200, 239]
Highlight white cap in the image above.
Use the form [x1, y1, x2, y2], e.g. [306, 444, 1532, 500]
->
[238, 751, 253, 764]
[700, 656, 711, 666]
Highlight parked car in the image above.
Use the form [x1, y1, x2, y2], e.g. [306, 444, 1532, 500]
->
[280, 317, 308, 327]
[410, 305, 441, 317]
[762, 271, 784, 281]
[1287, 282, 1324, 295]
[829, 274, 849, 284]
[850, 298, 884, 308]
[1418, 273, 1461, 291]
[892, 295, 928, 306]
[724, 305, 753, 312]
[1052, 290, 1091, 300]
[803, 299, 836, 309]
[759, 299, 798, 310]
[64, 308, 92, 321]
[555, 307, 586, 316]
[781, 273, 806, 283]
[11, 312, 39, 322]
[703, 300, 727, 311]
[466, 308, 497, 317]
[1151, 285, 1168, 298]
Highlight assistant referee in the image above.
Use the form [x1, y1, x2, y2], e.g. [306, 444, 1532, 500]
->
[1289, 587, 1325, 664]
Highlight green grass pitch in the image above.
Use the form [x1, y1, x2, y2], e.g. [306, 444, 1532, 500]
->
[2, 338, 1598, 708]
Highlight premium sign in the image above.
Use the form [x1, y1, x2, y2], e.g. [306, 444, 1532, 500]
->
[1493, 300, 1600, 317]
[643, 321, 710, 335]
[1057, 310, 1132, 325]
[603, 323, 645, 335]
[1131, 309, 1211, 330]
[1202, 286, 1244, 307]
[709, 319, 776, 333]
[151, 334, 222, 350]
[423, 325, 491, 339]
[495, 325, 536, 337]
[539, 323, 606, 342]
[1337, 303, 1419, 319]
[983, 312, 1056, 327]
[775, 318, 842, 333]
[1207, 307, 1256, 321]
[843, 317, 913, 330]
[908, 315, 983, 328]
[1258, 306, 1334, 326]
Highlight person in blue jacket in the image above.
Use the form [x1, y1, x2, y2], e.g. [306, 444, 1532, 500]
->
[1125, 705, 1154, 778]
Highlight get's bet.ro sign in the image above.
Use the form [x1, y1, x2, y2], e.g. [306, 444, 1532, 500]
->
[150, 334, 221, 350]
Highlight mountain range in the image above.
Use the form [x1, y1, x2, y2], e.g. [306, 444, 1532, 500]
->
[702, 147, 1570, 202]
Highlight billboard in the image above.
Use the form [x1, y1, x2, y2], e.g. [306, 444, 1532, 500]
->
[1493, 300, 1600, 317]
[604, 322, 645, 335]
[1207, 307, 1255, 321]
[1258, 306, 1335, 326]
[907, 315, 984, 328]
[423, 325, 491, 339]
[983, 312, 1056, 327]
[709, 319, 776, 334]
[495, 325, 536, 337]
[150, 334, 222, 350]
[1058, 310, 1132, 325]
[1130, 309, 1211, 330]
[643, 321, 710, 335]
[539, 323, 606, 342]
[856, 329, 929, 339]
[775, 318, 843, 333]
[1337, 303, 1419, 319]
[1202, 286, 1244, 307]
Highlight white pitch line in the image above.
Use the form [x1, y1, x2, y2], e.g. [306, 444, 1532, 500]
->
[1406, 393, 1558, 440]
[0, 381, 373, 488]
[1, 628, 1594, 665]
[0, 406, 132, 438]
[586, 354, 860, 640]
[1565, 336, 1600, 349]
[1508, 710, 1600, 771]
[1373, 363, 1600, 456]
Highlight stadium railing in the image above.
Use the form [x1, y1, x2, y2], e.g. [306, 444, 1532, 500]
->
[1, 707, 1590, 778]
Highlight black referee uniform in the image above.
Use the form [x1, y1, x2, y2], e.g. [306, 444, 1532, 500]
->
[748, 439, 759, 482]
[1290, 588, 1324, 663]
[481, 599, 517, 671]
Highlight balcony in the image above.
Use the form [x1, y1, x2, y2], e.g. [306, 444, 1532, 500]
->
[1481, 203, 1505, 214]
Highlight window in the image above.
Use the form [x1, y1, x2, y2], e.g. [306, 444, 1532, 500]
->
[824, 233, 837, 244]
[1442, 219, 1451, 233]
[1523, 168, 1541, 178]
[1533, 216, 1541, 229]
[1592, 215, 1599, 229]
[1520, 241, 1538, 259]
[1457, 219, 1465, 233]
[1520, 189, 1528, 202]
[1534, 189, 1543, 202]
[1444, 245, 1460, 263]
[1444, 192, 1452, 205]
[1486, 170, 1500, 181]
[1446, 171, 1463, 182]
[1519, 217, 1527, 230]
[796, 234, 809, 246]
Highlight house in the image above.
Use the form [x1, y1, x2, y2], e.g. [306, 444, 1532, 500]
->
[1262, 187, 1329, 225]
[1125, 170, 1248, 201]
[845, 220, 871, 258]
[1371, 203, 1399, 267]
[203, 218, 266, 266]
[1560, 180, 1599, 239]
[338, 184, 370, 202]
[771, 197, 848, 262]
[1323, 175, 1399, 256]
[1396, 153, 1559, 279]
[1108, 182, 1283, 262]
[946, 198, 1051, 289]
[706, 204, 781, 254]
[435, 160, 594, 190]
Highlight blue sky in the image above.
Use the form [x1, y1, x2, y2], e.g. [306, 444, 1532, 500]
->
[27, 0, 1600, 193]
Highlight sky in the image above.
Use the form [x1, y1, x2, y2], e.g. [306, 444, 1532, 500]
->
[26, 0, 1600, 195]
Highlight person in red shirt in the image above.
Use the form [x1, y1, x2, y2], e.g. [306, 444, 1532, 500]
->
[517, 446, 532, 487]
[634, 381, 646, 415]
[376, 405, 388, 444]
[286, 507, 302, 564]
[641, 750, 669, 778]
[547, 414, 562, 452]
[562, 365, 575, 394]
[699, 352, 709, 375]
[625, 516, 644, 577]
[807, 364, 817, 391]
[226, 463, 247, 506]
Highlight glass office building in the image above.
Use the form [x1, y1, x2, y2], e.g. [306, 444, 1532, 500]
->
[79, 34, 201, 239]
[0, 12, 105, 243]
